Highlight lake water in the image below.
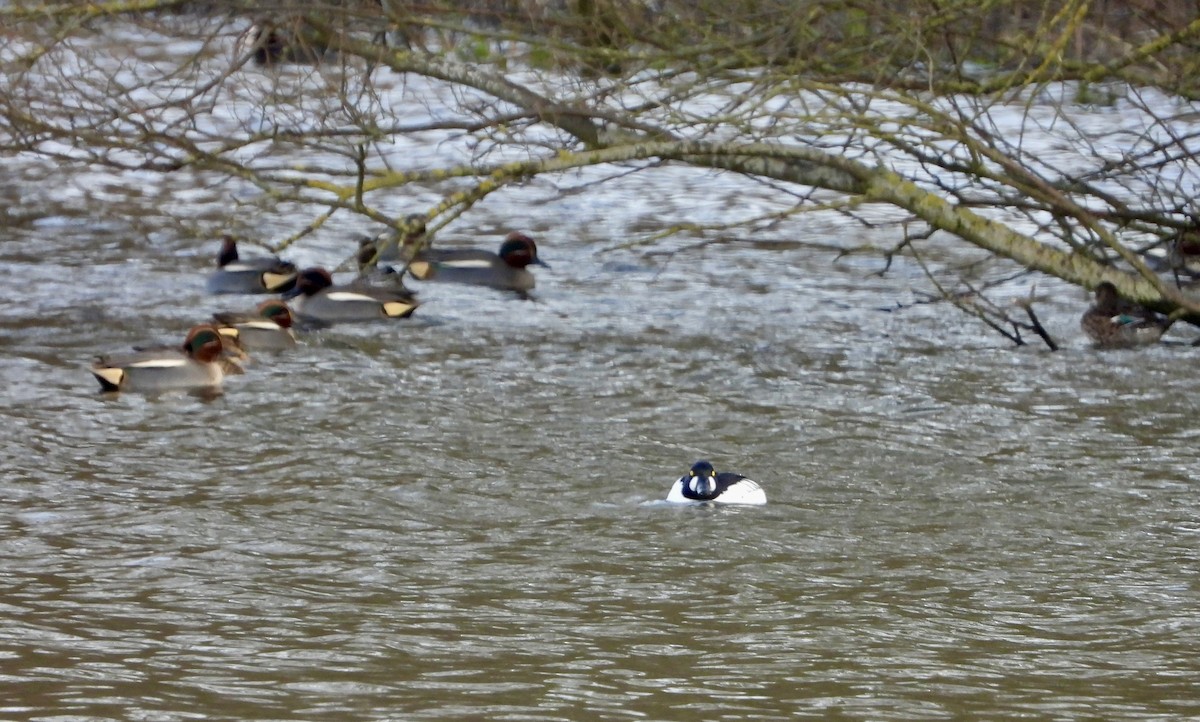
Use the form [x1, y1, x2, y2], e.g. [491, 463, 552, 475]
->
[2, 19, 1200, 722]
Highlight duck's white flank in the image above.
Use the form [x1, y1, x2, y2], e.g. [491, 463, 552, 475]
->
[237, 320, 282, 330]
[126, 358, 193, 369]
[325, 291, 380, 302]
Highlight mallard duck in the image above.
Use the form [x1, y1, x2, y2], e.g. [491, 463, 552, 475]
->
[1080, 282, 1171, 348]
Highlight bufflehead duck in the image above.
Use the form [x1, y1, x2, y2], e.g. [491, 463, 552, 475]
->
[666, 460, 766, 505]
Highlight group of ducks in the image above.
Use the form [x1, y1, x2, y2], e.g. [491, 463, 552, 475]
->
[88, 221, 547, 394]
[91, 227, 1191, 502]
[85, 223, 768, 505]
[88, 227, 1188, 504]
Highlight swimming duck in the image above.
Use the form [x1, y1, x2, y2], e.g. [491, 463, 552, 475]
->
[283, 267, 419, 326]
[90, 325, 232, 392]
[356, 214, 429, 269]
[212, 299, 297, 352]
[665, 460, 767, 505]
[205, 236, 297, 295]
[1080, 281, 1172, 348]
[408, 231, 548, 292]
[128, 329, 248, 376]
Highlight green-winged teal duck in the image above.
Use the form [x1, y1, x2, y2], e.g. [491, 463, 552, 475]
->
[1081, 281, 1171, 348]
[206, 236, 297, 295]
[665, 460, 767, 505]
[212, 299, 297, 352]
[408, 231, 548, 293]
[283, 267, 419, 326]
[128, 329, 247, 376]
[90, 325, 233, 392]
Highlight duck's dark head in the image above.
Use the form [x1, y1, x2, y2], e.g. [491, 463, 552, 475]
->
[257, 300, 294, 328]
[284, 267, 334, 298]
[1093, 281, 1121, 312]
[217, 235, 239, 267]
[499, 232, 549, 269]
[183, 325, 226, 363]
[685, 460, 719, 498]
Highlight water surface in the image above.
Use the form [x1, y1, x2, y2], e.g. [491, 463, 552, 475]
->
[2, 25, 1200, 722]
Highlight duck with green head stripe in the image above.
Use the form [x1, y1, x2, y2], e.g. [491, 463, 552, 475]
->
[90, 325, 232, 392]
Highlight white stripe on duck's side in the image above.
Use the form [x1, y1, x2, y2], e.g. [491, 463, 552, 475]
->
[224, 320, 280, 331]
[125, 358, 195, 369]
[325, 290, 383, 303]
[439, 259, 495, 269]
[322, 290, 419, 318]
[283, 267, 419, 325]
[665, 460, 767, 505]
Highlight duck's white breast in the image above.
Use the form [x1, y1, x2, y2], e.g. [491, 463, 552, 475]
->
[663, 477, 767, 505]
[664, 478, 688, 503]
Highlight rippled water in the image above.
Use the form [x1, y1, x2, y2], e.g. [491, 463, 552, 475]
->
[5, 28, 1200, 722]
[5, 205, 1200, 720]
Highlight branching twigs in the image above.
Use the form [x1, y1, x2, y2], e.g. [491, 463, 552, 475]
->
[1011, 287, 1059, 351]
[5, 0, 1200, 343]
[904, 237, 1061, 349]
